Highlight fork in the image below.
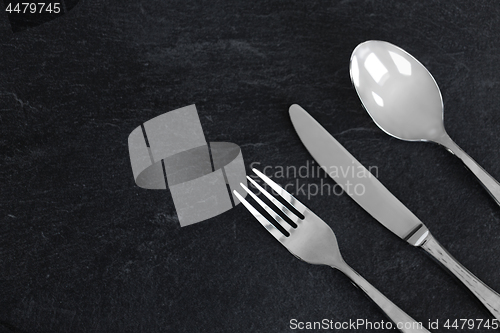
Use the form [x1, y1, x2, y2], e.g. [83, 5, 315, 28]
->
[234, 168, 431, 333]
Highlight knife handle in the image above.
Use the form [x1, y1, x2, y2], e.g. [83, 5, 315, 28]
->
[337, 262, 431, 333]
[420, 233, 500, 320]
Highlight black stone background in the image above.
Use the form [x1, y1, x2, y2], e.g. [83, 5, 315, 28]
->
[1, 1, 500, 332]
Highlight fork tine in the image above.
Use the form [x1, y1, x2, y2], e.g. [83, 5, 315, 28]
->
[239, 183, 294, 234]
[233, 190, 286, 242]
[252, 168, 308, 216]
[246, 176, 302, 225]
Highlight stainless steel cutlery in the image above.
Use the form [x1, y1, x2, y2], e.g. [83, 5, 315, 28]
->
[234, 169, 431, 333]
[237, 40, 500, 326]
[349, 40, 500, 207]
[289, 103, 500, 320]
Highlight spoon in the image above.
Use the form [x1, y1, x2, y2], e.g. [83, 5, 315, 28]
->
[349, 40, 500, 206]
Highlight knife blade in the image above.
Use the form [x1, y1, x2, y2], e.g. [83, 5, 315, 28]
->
[289, 103, 500, 320]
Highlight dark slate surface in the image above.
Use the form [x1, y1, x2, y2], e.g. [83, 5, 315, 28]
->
[2, 1, 500, 332]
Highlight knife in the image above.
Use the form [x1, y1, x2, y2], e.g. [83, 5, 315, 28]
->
[289, 104, 500, 320]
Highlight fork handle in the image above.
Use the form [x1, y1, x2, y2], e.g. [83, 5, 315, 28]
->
[420, 233, 500, 320]
[336, 262, 431, 333]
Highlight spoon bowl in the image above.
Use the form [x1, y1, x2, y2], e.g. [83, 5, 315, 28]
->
[350, 40, 500, 206]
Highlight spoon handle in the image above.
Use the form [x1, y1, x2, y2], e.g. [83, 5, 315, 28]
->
[337, 262, 432, 333]
[437, 134, 500, 206]
[420, 233, 500, 320]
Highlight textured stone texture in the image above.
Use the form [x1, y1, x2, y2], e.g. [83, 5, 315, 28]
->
[1, 1, 500, 332]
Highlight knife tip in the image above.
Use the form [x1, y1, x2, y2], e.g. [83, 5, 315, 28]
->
[289, 104, 305, 117]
